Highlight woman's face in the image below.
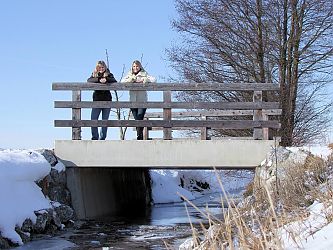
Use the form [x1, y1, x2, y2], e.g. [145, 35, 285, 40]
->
[132, 63, 141, 74]
[97, 64, 106, 73]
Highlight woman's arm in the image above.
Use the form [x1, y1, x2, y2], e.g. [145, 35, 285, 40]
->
[142, 71, 156, 83]
[144, 75, 156, 83]
[121, 72, 136, 83]
[87, 73, 99, 83]
[106, 73, 117, 83]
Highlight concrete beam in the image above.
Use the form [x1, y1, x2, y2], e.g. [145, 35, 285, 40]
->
[54, 140, 277, 168]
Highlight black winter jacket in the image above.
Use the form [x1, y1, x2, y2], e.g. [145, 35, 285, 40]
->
[87, 72, 117, 101]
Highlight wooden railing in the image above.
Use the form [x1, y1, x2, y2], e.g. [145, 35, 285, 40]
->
[52, 82, 281, 140]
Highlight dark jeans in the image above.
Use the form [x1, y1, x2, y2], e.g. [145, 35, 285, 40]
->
[91, 108, 111, 140]
[131, 108, 146, 140]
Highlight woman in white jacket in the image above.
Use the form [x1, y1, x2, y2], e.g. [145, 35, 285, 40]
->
[121, 60, 156, 140]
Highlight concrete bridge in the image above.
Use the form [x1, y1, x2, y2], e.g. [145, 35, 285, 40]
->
[52, 82, 281, 219]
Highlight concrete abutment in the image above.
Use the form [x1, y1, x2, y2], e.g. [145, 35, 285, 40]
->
[66, 167, 151, 219]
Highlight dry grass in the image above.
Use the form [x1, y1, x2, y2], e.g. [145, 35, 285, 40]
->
[174, 149, 333, 250]
[328, 143, 333, 150]
[277, 155, 327, 209]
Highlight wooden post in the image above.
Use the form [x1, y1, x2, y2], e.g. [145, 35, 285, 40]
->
[253, 90, 263, 139]
[72, 90, 81, 140]
[163, 91, 172, 140]
[200, 116, 208, 140]
[143, 117, 149, 140]
[262, 113, 269, 140]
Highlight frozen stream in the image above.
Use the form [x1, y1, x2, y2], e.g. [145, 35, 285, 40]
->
[12, 192, 236, 250]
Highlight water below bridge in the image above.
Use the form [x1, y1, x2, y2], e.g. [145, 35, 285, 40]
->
[13, 192, 239, 250]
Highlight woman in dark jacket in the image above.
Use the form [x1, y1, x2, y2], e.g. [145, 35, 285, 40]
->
[87, 60, 117, 140]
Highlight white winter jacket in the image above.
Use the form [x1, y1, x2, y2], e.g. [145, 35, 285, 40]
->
[121, 70, 156, 102]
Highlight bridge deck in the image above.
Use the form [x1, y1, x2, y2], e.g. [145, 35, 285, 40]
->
[54, 140, 276, 169]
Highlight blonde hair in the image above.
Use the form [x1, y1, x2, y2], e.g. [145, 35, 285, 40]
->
[92, 60, 110, 77]
[131, 60, 145, 74]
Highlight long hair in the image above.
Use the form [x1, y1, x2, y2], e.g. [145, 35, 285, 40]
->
[92, 60, 110, 77]
[131, 60, 145, 74]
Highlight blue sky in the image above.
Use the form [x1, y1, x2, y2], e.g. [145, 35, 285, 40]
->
[0, 0, 179, 149]
[1, 1, 332, 149]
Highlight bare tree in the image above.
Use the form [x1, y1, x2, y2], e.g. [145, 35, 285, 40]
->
[106, 49, 130, 140]
[167, 0, 333, 145]
[272, 0, 333, 145]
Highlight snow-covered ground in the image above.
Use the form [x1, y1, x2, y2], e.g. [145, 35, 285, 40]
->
[0, 148, 251, 246]
[276, 146, 333, 249]
[0, 150, 52, 245]
[281, 201, 333, 249]
[0, 145, 332, 249]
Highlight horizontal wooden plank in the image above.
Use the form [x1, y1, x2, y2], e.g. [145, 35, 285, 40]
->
[144, 109, 282, 118]
[52, 82, 280, 91]
[54, 119, 280, 129]
[54, 101, 280, 110]
[147, 127, 260, 131]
